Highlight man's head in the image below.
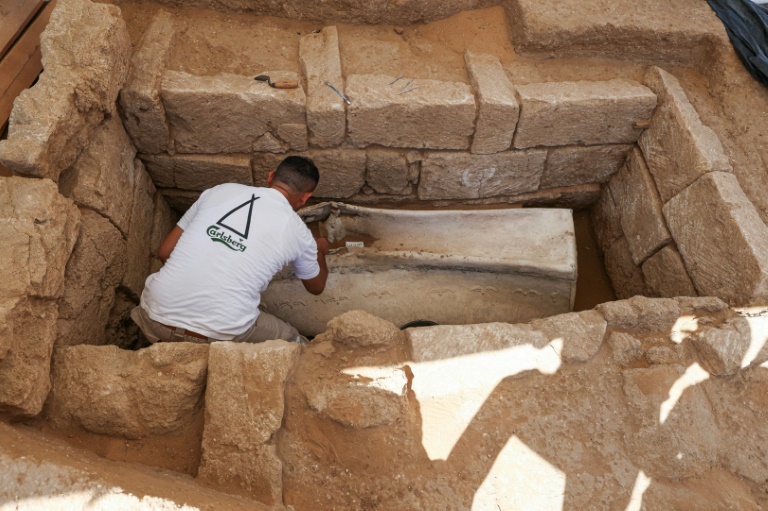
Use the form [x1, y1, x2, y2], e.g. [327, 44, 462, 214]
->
[267, 156, 319, 210]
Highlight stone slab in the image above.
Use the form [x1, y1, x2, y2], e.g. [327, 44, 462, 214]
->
[513, 79, 657, 149]
[663, 172, 768, 304]
[692, 318, 751, 376]
[591, 187, 623, 250]
[365, 148, 412, 195]
[47, 343, 209, 438]
[252, 149, 365, 198]
[122, 160, 156, 298]
[299, 26, 345, 148]
[149, 193, 177, 258]
[159, 188, 201, 213]
[638, 67, 732, 202]
[609, 148, 672, 265]
[198, 341, 300, 505]
[58, 116, 137, 236]
[603, 236, 649, 300]
[346, 74, 476, 150]
[598, 295, 680, 333]
[530, 309, 607, 363]
[0, 0, 130, 180]
[56, 210, 126, 347]
[464, 51, 519, 154]
[142, 153, 252, 191]
[325, 310, 401, 349]
[119, 10, 176, 154]
[542, 144, 632, 188]
[641, 244, 697, 298]
[162, 71, 306, 153]
[418, 150, 545, 200]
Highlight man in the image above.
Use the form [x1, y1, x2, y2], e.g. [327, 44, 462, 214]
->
[131, 156, 329, 344]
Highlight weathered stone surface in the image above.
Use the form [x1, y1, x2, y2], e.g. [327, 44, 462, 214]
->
[0, 298, 58, 417]
[162, 71, 306, 153]
[639, 67, 732, 202]
[58, 117, 137, 236]
[607, 331, 642, 366]
[119, 10, 176, 154]
[325, 310, 402, 349]
[299, 26, 345, 148]
[513, 79, 656, 149]
[276, 123, 309, 152]
[663, 172, 768, 304]
[47, 343, 209, 438]
[464, 51, 518, 154]
[598, 296, 680, 333]
[150, 193, 177, 258]
[365, 149, 412, 194]
[57, 210, 126, 346]
[692, 317, 751, 376]
[676, 296, 729, 315]
[122, 161, 156, 298]
[142, 153, 252, 191]
[346, 74, 476, 150]
[622, 365, 720, 479]
[602, 236, 648, 299]
[408, 323, 549, 362]
[531, 309, 607, 363]
[418, 150, 545, 200]
[609, 148, 672, 265]
[252, 149, 366, 198]
[160, 188, 201, 213]
[252, 132, 287, 153]
[198, 341, 300, 505]
[0, 0, 130, 180]
[642, 244, 697, 298]
[591, 187, 622, 250]
[542, 144, 632, 188]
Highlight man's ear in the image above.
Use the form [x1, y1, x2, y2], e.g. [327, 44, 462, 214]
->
[267, 171, 276, 186]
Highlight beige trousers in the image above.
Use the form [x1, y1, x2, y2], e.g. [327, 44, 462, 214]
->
[130, 306, 304, 344]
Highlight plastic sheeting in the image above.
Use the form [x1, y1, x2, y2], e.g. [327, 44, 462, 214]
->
[706, 0, 768, 86]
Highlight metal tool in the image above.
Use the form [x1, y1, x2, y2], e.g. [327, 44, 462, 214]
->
[398, 84, 424, 95]
[389, 74, 404, 85]
[254, 75, 299, 89]
[325, 81, 351, 105]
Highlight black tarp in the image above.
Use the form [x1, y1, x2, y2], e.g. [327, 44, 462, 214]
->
[706, 0, 768, 86]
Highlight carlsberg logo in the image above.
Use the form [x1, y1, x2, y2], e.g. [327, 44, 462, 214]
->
[207, 225, 247, 252]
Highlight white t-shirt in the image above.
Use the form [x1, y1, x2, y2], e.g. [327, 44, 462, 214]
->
[141, 184, 319, 340]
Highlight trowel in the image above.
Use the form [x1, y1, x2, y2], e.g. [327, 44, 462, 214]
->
[254, 75, 299, 89]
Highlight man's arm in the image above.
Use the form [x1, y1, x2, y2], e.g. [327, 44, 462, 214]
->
[301, 237, 329, 295]
[158, 226, 184, 263]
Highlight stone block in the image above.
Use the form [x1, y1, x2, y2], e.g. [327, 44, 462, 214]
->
[531, 309, 607, 363]
[122, 160, 156, 298]
[142, 153, 252, 191]
[464, 51, 519, 154]
[162, 71, 306, 153]
[149, 193, 177, 258]
[198, 340, 300, 505]
[692, 318, 751, 376]
[252, 149, 366, 198]
[663, 172, 768, 304]
[642, 244, 697, 298]
[299, 26, 346, 148]
[119, 10, 176, 154]
[47, 343, 209, 438]
[676, 297, 729, 316]
[56, 210, 126, 346]
[277, 123, 309, 152]
[591, 187, 622, 250]
[513, 79, 656, 149]
[0, 177, 80, 300]
[603, 237, 648, 299]
[418, 150, 545, 200]
[325, 310, 402, 349]
[366, 149, 411, 194]
[58, 117, 137, 236]
[609, 148, 672, 265]
[159, 189, 201, 213]
[0, 297, 58, 417]
[598, 296, 680, 333]
[607, 331, 642, 366]
[346, 74, 476, 150]
[0, 0, 130, 180]
[638, 67, 732, 202]
[542, 144, 632, 188]
[407, 323, 549, 363]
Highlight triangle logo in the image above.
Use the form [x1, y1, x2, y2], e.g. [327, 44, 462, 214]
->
[217, 194, 259, 239]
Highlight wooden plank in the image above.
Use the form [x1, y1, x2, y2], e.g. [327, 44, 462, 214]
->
[0, 0, 56, 97]
[0, 44, 42, 128]
[0, 0, 44, 59]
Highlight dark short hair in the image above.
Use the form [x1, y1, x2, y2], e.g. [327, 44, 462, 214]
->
[273, 156, 319, 193]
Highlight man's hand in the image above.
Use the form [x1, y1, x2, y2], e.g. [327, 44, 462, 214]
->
[301, 237, 330, 295]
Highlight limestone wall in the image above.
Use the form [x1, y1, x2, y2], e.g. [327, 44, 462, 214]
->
[592, 67, 768, 306]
